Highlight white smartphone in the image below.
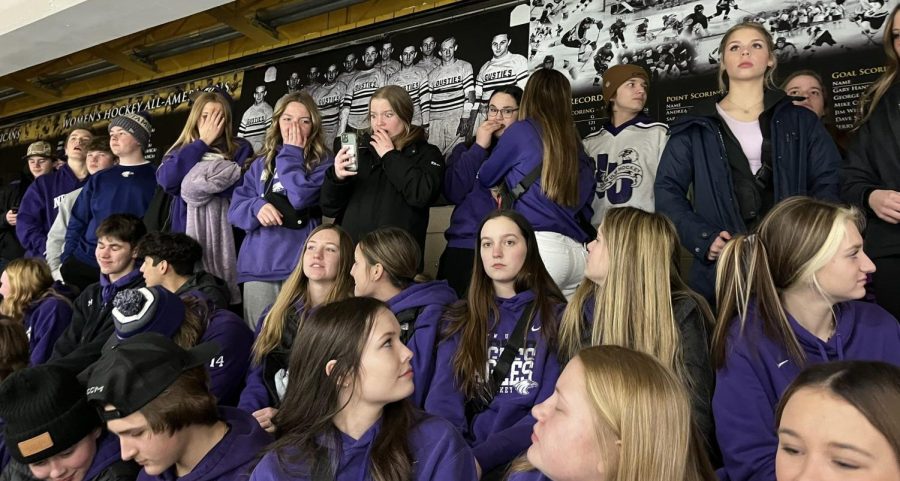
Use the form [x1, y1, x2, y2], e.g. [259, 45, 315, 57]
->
[340, 132, 358, 172]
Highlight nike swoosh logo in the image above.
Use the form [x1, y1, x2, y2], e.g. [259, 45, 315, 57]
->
[777, 360, 789, 368]
[531, 325, 541, 332]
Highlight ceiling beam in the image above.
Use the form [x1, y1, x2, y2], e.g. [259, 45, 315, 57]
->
[91, 45, 159, 77]
[206, 5, 278, 44]
[0, 75, 59, 101]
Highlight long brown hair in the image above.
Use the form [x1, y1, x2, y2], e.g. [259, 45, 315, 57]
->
[252, 224, 354, 364]
[856, 4, 900, 128]
[270, 297, 416, 481]
[357, 227, 420, 291]
[713, 197, 863, 368]
[166, 91, 241, 158]
[252, 91, 329, 179]
[172, 296, 211, 350]
[369, 85, 425, 151]
[518, 69, 582, 207]
[444, 210, 565, 398]
[717, 22, 778, 91]
[775, 361, 900, 463]
[0, 258, 70, 322]
[560, 208, 713, 390]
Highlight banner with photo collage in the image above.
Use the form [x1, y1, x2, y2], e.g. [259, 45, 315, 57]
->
[528, 0, 894, 135]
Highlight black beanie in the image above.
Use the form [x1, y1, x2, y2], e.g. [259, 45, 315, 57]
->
[0, 365, 101, 464]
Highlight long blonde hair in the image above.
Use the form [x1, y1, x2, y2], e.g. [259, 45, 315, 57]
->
[251, 224, 354, 364]
[507, 346, 716, 481]
[254, 92, 329, 180]
[717, 22, 778, 91]
[166, 91, 241, 158]
[713, 197, 863, 368]
[0, 259, 68, 322]
[559, 208, 712, 387]
[855, 4, 900, 128]
[519, 68, 582, 207]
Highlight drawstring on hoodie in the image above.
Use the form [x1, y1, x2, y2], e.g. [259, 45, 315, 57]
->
[813, 324, 845, 361]
[835, 330, 845, 361]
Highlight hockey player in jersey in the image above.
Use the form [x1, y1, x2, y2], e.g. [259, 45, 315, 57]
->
[379, 41, 402, 77]
[302, 66, 321, 96]
[388, 45, 432, 128]
[238, 85, 273, 155]
[684, 5, 710, 37]
[313, 64, 348, 151]
[610, 18, 627, 49]
[774, 36, 799, 63]
[336, 52, 357, 88]
[286, 72, 302, 94]
[417, 36, 441, 73]
[561, 16, 602, 49]
[427, 37, 475, 156]
[710, 0, 738, 20]
[338, 45, 387, 134]
[472, 33, 527, 135]
[583, 65, 667, 226]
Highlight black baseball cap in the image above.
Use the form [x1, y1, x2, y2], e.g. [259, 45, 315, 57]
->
[80, 332, 219, 421]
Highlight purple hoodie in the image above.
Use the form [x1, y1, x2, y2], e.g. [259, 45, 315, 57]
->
[443, 143, 497, 249]
[157, 139, 253, 233]
[228, 146, 333, 282]
[438, 290, 562, 473]
[238, 302, 306, 413]
[386, 280, 458, 410]
[16, 165, 86, 257]
[714, 300, 900, 481]
[138, 407, 272, 481]
[249, 414, 477, 481]
[477, 119, 595, 242]
[110, 288, 253, 406]
[24, 295, 74, 365]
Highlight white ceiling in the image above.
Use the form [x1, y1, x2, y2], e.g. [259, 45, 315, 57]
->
[0, 0, 232, 78]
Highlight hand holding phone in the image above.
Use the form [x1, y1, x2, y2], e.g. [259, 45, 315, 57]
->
[340, 133, 358, 172]
[334, 134, 359, 180]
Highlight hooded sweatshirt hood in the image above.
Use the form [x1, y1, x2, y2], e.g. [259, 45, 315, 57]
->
[146, 407, 272, 481]
[713, 300, 900, 481]
[387, 280, 458, 318]
[387, 280, 458, 409]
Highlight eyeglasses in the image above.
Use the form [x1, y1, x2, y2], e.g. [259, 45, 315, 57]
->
[487, 107, 519, 119]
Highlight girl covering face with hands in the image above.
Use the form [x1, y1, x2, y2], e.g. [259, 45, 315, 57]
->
[320, 85, 444, 254]
[439, 86, 523, 297]
[228, 92, 333, 327]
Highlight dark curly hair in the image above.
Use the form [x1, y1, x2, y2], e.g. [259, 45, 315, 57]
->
[136, 232, 202, 276]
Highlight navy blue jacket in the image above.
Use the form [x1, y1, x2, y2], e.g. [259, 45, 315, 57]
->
[654, 92, 840, 300]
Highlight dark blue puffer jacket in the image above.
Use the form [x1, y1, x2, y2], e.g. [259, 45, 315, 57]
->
[654, 90, 840, 301]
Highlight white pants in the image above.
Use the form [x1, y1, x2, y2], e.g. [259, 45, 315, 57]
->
[243, 280, 284, 330]
[535, 231, 587, 300]
[430, 114, 464, 156]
